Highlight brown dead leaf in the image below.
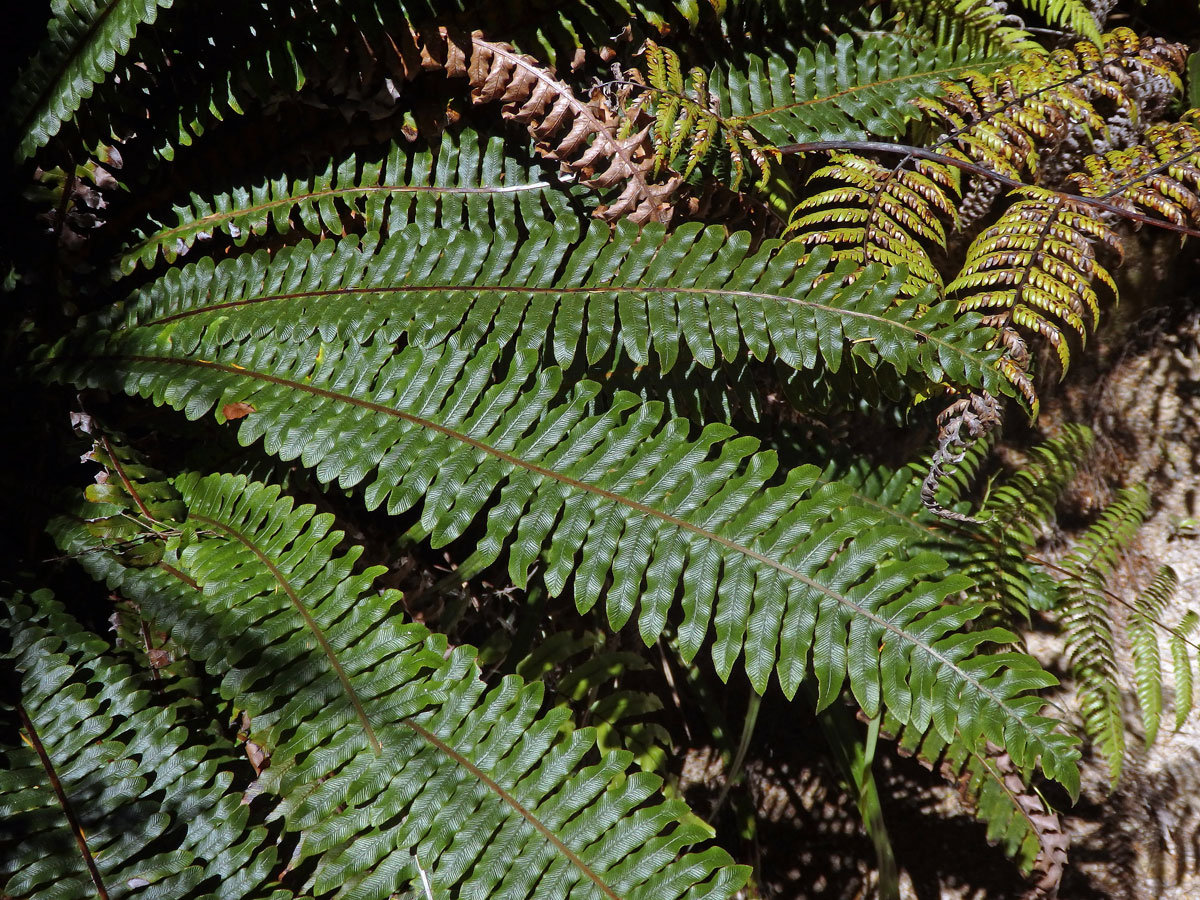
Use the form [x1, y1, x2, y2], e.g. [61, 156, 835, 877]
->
[222, 402, 255, 420]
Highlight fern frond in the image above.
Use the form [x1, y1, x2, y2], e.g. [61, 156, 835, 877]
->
[23, 8, 676, 223]
[64, 420, 189, 567]
[47, 474, 749, 900]
[636, 41, 770, 191]
[1060, 486, 1150, 790]
[787, 29, 1184, 319]
[785, 151, 961, 297]
[823, 432, 1091, 881]
[1071, 118, 1200, 229]
[9, 0, 175, 161]
[888, 714, 1066, 882]
[466, 33, 677, 222]
[1, 589, 281, 900]
[82, 223, 1011, 397]
[1016, 0, 1102, 44]
[44, 313, 1078, 796]
[1172, 611, 1200, 731]
[920, 29, 1183, 179]
[1129, 566, 1181, 747]
[949, 186, 1121, 406]
[718, 33, 1009, 146]
[515, 630, 671, 772]
[895, 0, 1043, 57]
[119, 130, 567, 275]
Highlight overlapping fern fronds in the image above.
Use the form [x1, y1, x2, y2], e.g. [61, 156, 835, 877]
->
[716, 33, 1008, 146]
[89, 221, 1011, 395]
[816, 429, 1094, 877]
[514, 630, 672, 772]
[1071, 117, 1200, 228]
[1, 590, 279, 900]
[43, 296, 1079, 798]
[40, 471, 748, 900]
[14, 3, 686, 221]
[787, 29, 1182, 307]
[786, 152, 961, 296]
[632, 32, 1006, 195]
[629, 40, 771, 191]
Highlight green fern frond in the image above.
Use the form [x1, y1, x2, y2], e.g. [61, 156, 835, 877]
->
[718, 33, 1010, 146]
[515, 630, 671, 772]
[887, 712, 1061, 875]
[788, 30, 1185, 410]
[65, 421, 189, 567]
[1015, 0, 1102, 44]
[826, 424, 1091, 626]
[1, 589, 281, 900]
[815, 428, 1096, 871]
[119, 130, 568, 275]
[1172, 611, 1200, 731]
[895, 0, 1043, 57]
[79, 222, 1011, 396]
[1060, 486, 1150, 790]
[46, 474, 749, 900]
[22, 7, 676, 221]
[9, 0, 176, 161]
[1129, 566, 1181, 747]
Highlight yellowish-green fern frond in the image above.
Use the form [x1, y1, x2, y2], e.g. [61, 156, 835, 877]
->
[917, 29, 1183, 181]
[948, 186, 1121, 413]
[1071, 118, 1200, 228]
[785, 152, 961, 297]
[633, 40, 770, 191]
[786, 29, 1182, 313]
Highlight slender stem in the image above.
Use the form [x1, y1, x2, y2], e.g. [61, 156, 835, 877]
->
[18, 703, 111, 900]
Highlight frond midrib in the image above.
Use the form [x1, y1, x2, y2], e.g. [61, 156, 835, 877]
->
[124, 181, 552, 258]
[13, 0, 123, 135]
[740, 61, 991, 124]
[132, 282, 998, 374]
[187, 511, 383, 755]
[151, 543, 626, 898]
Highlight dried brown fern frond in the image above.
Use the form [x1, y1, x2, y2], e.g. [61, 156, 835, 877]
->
[385, 25, 676, 223]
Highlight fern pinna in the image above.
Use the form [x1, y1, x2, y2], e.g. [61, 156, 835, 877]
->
[11, 0, 1200, 897]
